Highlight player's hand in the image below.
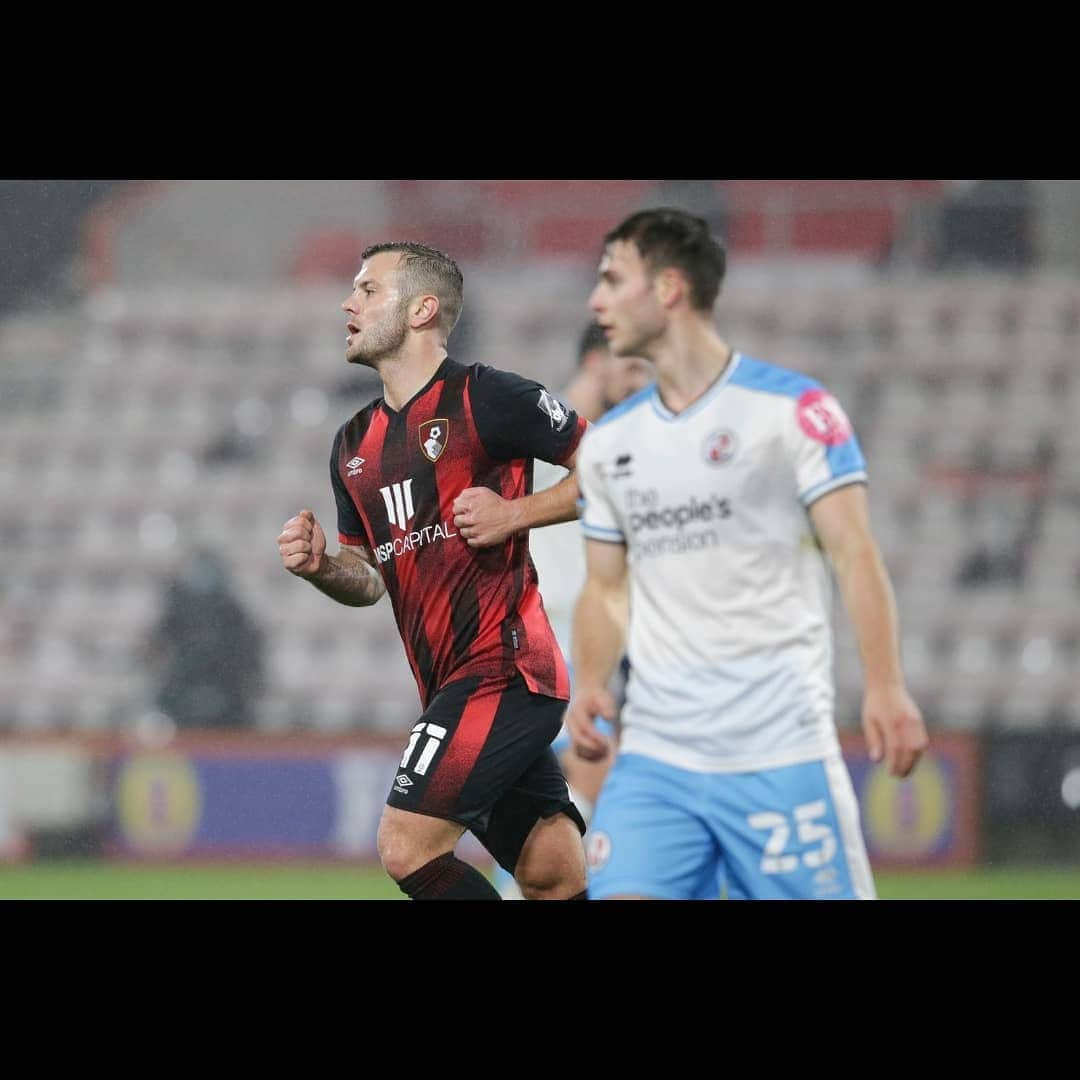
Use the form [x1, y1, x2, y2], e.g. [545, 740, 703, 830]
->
[566, 687, 617, 762]
[861, 683, 928, 779]
[453, 486, 522, 548]
[277, 509, 327, 578]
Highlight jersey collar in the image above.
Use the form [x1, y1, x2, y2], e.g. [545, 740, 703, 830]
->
[650, 351, 742, 422]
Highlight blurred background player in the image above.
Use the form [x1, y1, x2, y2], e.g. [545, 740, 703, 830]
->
[495, 323, 652, 898]
[145, 549, 265, 730]
[570, 208, 928, 900]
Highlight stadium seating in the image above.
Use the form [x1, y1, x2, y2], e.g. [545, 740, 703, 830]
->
[2, 196, 1077, 736]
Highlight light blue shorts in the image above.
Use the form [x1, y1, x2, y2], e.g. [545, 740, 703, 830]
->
[587, 753, 875, 900]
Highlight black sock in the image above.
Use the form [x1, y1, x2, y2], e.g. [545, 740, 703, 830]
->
[398, 852, 502, 900]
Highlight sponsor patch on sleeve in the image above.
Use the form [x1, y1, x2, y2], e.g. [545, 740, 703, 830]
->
[796, 389, 853, 446]
[537, 388, 572, 432]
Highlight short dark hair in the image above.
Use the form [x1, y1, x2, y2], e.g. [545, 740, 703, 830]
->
[577, 321, 609, 364]
[604, 207, 726, 311]
[361, 241, 464, 334]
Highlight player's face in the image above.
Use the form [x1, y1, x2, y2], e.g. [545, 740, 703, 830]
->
[602, 353, 653, 408]
[341, 252, 410, 366]
[589, 241, 666, 358]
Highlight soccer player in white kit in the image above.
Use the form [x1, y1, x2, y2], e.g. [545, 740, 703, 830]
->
[568, 208, 928, 900]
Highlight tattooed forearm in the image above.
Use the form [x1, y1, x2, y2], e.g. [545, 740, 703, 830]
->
[309, 549, 386, 607]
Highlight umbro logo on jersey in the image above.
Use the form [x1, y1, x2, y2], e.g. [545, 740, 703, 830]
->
[395, 774, 413, 787]
[537, 389, 572, 432]
[419, 419, 448, 462]
[347, 456, 365, 477]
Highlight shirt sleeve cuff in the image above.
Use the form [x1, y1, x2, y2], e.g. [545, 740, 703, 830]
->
[800, 472, 868, 507]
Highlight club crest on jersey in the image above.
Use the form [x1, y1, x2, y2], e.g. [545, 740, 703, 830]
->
[587, 830, 612, 871]
[703, 429, 738, 466]
[419, 419, 448, 462]
[537, 389, 571, 432]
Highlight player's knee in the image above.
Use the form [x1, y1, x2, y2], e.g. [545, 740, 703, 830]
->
[377, 815, 424, 882]
[515, 814, 587, 899]
[378, 809, 463, 882]
[517, 867, 586, 900]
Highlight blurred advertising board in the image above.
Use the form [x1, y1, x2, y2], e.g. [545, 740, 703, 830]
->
[106, 735, 486, 862]
[840, 732, 978, 867]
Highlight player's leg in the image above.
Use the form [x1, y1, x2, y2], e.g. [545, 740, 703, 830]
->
[380, 676, 513, 900]
[714, 753, 876, 900]
[470, 682, 588, 899]
[493, 717, 615, 898]
[377, 806, 494, 899]
[558, 716, 616, 817]
[512, 806, 587, 899]
[587, 753, 719, 900]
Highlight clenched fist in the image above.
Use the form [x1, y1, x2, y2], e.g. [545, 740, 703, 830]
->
[452, 486, 522, 548]
[277, 509, 327, 577]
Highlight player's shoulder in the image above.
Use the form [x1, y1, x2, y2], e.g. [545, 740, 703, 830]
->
[464, 359, 538, 393]
[728, 353, 827, 400]
[591, 381, 657, 434]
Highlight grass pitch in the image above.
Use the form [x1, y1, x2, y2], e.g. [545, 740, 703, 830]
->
[2, 862, 1079, 900]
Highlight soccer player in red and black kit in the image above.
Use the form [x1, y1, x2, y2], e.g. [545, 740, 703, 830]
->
[277, 242, 589, 900]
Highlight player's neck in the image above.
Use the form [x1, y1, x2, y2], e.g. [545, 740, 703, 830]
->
[652, 322, 733, 416]
[378, 343, 448, 412]
[560, 371, 606, 423]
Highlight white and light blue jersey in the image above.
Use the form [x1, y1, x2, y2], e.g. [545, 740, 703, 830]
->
[576, 352, 867, 773]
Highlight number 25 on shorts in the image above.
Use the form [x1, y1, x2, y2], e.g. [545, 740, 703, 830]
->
[747, 800, 836, 874]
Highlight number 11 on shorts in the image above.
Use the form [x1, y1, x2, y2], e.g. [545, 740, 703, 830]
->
[400, 722, 448, 776]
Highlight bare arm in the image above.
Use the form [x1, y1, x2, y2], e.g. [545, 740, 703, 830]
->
[453, 449, 582, 548]
[566, 537, 630, 761]
[809, 485, 927, 778]
[307, 545, 386, 607]
[277, 509, 386, 608]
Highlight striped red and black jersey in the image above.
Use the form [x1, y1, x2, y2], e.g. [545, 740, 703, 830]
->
[330, 357, 587, 709]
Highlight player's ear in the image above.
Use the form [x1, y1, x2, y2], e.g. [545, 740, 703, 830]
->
[410, 294, 441, 330]
[655, 268, 685, 310]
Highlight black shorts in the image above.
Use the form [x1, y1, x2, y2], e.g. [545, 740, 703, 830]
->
[386, 675, 586, 873]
